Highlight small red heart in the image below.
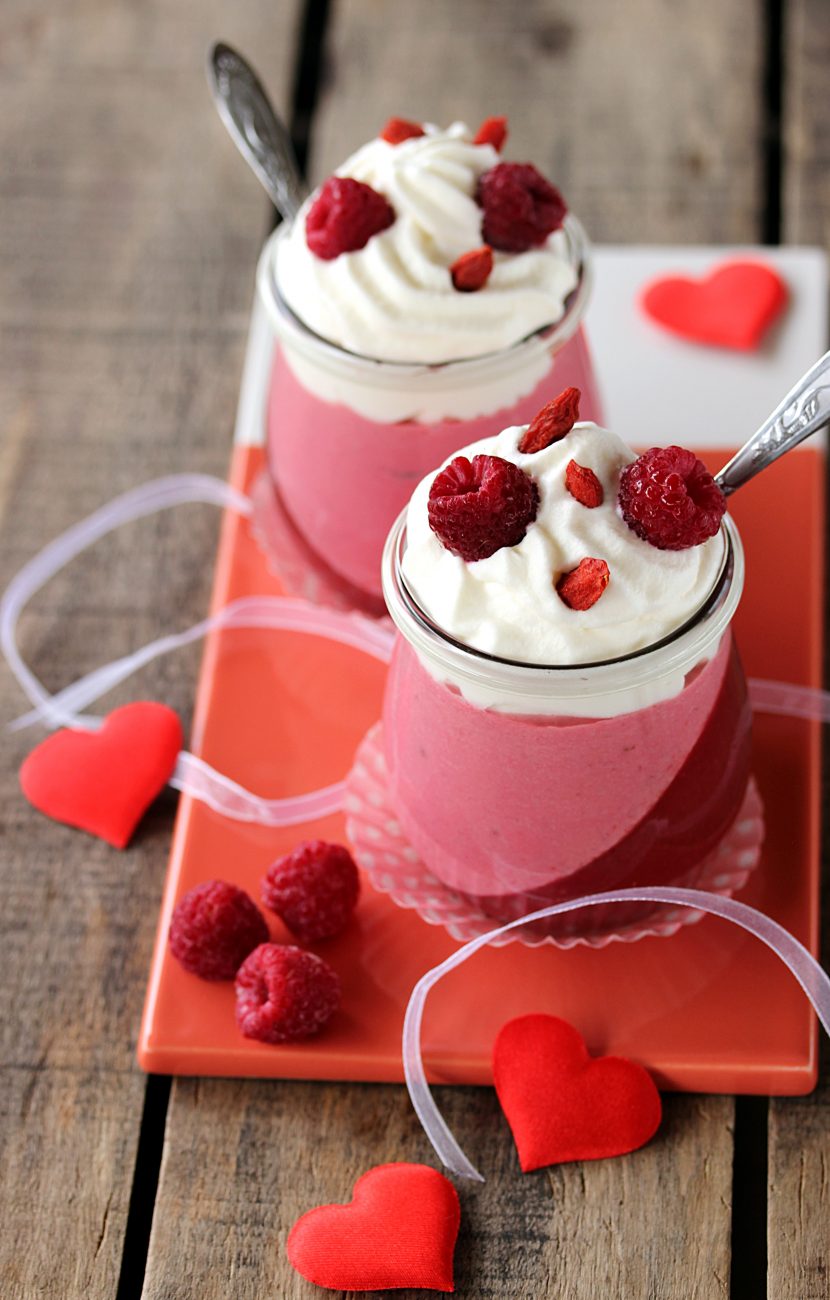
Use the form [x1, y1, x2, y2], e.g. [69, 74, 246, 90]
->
[287, 1162, 460, 1293]
[20, 702, 182, 849]
[641, 260, 787, 350]
[493, 1014, 662, 1171]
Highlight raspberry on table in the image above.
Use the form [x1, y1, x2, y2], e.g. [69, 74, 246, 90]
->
[428, 454, 539, 561]
[306, 176, 395, 260]
[450, 246, 493, 292]
[380, 117, 425, 144]
[518, 387, 581, 454]
[235, 943, 341, 1044]
[556, 558, 611, 611]
[476, 162, 567, 252]
[565, 459, 604, 508]
[618, 446, 726, 550]
[168, 880, 269, 980]
[262, 841, 360, 943]
[473, 116, 508, 151]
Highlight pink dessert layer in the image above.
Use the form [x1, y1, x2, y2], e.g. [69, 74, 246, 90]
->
[266, 327, 602, 601]
[382, 635, 753, 933]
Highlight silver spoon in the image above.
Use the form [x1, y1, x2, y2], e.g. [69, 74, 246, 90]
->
[207, 41, 308, 223]
[716, 350, 830, 495]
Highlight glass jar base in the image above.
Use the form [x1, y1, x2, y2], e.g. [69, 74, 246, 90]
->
[345, 723, 764, 949]
[249, 469, 388, 618]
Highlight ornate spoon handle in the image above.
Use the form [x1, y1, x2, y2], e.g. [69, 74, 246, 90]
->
[207, 42, 308, 223]
[715, 351, 830, 496]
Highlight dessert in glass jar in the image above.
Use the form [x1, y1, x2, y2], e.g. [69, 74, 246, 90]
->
[379, 394, 757, 941]
[256, 117, 601, 610]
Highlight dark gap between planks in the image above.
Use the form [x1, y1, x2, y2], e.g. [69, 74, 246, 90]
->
[267, 0, 332, 234]
[112, 2, 334, 1293]
[761, 0, 785, 243]
[729, 1096, 770, 1299]
[115, 1076, 172, 1300]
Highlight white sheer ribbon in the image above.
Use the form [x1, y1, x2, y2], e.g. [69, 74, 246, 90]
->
[402, 886, 830, 1182]
[1, 475, 393, 827]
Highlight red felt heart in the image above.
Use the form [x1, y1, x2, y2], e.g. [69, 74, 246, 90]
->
[287, 1162, 460, 1292]
[641, 260, 787, 350]
[493, 1014, 661, 1171]
[20, 702, 182, 849]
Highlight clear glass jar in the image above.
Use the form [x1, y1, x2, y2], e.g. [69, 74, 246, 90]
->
[380, 512, 755, 940]
[256, 216, 601, 612]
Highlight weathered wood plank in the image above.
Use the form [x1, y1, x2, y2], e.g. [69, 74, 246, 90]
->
[0, 3, 301, 1296]
[141, 1080, 733, 1300]
[782, 0, 830, 247]
[768, 1084, 830, 1300]
[313, 0, 766, 244]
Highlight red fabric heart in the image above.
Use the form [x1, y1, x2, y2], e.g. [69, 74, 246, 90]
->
[19, 702, 182, 849]
[287, 1162, 460, 1292]
[641, 260, 787, 350]
[493, 1014, 662, 1171]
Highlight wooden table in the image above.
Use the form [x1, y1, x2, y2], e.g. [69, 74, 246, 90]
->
[1, 2, 828, 1296]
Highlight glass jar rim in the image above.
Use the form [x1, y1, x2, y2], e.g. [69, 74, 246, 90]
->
[382, 510, 744, 700]
[256, 213, 593, 374]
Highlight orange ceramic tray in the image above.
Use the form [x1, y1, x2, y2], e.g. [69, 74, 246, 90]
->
[139, 440, 823, 1094]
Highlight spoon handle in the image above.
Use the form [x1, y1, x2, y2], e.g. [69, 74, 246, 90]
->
[207, 42, 308, 223]
[715, 351, 830, 496]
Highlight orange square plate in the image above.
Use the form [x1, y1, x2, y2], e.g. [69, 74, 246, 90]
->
[139, 434, 823, 1094]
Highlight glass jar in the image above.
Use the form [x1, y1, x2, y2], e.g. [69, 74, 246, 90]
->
[256, 216, 601, 611]
[380, 512, 754, 940]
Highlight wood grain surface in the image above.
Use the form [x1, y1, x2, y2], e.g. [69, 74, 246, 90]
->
[0, 1, 298, 1297]
[0, 1, 826, 1298]
[313, 0, 766, 244]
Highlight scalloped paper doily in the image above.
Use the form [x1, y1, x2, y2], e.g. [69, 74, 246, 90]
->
[345, 723, 764, 950]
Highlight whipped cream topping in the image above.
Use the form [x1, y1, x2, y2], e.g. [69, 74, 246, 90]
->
[274, 122, 579, 364]
[402, 422, 726, 668]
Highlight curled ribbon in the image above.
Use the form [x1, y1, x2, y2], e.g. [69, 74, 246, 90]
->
[402, 886, 830, 1183]
[0, 474, 393, 826]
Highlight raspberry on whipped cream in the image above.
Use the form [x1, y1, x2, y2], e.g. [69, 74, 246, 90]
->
[274, 121, 578, 363]
[428, 454, 539, 560]
[476, 162, 567, 252]
[403, 420, 726, 665]
[305, 176, 395, 260]
[619, 446, 726, 550]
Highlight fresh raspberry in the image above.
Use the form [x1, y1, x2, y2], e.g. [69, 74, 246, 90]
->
[380, 117, 426, 144]
[618, 446, 726, 550]
[565, 459, 604, 508]
[518, 387, 581, 453]
[450, 245, 493, 292]
[473, 116, 508, 151]
[168, 880, 269, 980]
[306, 177, 395, 260]
[262, 841, 360, 943]
[235, 943, 341, 1044]
[556, 558, 610, 610]
[476, 162, 567, 252]
[428, 455, 539, 561]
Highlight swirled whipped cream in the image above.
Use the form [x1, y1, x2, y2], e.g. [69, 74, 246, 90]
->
[402, 422, 726, 667]
[274, 122, 579, 363]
